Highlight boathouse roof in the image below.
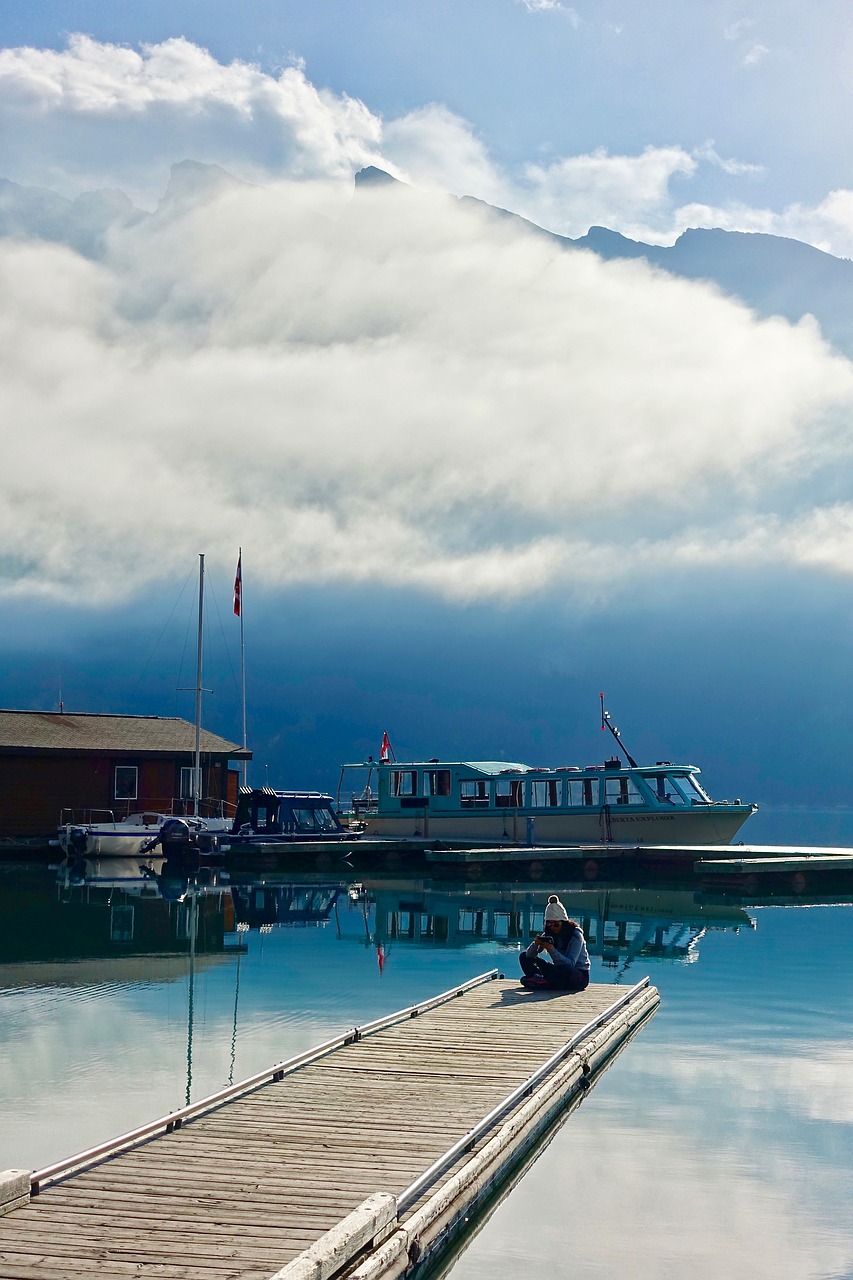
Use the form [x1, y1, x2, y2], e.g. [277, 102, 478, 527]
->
[0, 710, 250, 758]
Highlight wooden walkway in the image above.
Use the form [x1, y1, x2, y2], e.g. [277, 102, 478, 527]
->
[0, 972, 659, 1280]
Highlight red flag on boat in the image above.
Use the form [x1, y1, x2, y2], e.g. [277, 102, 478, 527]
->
[380, 731, 392, 762]
[233, 552, 242, 617]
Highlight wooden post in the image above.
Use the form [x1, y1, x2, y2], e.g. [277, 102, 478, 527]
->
[0, 1170, 30, 1215]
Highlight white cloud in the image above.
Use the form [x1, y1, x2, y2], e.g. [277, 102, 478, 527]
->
[1, 176, 853, 606]
[2, 35, 853, 607]
[743, 42, 770, 66]
[519, 144, 697, 239]
[1, 33, 853, 261]
[515, 0, 580, 21]
[0, 34, 386, 204]
[693, 141, 765, 178]
[672, 189, 853, 258]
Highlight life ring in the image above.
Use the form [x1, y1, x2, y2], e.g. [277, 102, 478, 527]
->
[791, 871, 807, 894]
[528, 860, 543, 880]
[584, 859, 599, 881]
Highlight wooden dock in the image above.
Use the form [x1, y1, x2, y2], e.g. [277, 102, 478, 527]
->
[0, 972, 658, 1280]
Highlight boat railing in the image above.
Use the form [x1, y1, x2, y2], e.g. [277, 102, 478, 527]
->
[59, 808, 117, 827]
[348, 790, 379, 816]
[165, 797, 239, 821]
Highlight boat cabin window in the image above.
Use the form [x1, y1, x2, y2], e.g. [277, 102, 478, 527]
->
[566, 778, 597, 806]
[292, 807, 323, 831]
[495, 779, 524, 808]
[529, 779, 562, 807]
[114, 766, 138, 801]
[390, 770, 418, 797]
[640, 772, 707, 805]
[460, 779, 490, 807]
[313, 807, 339, 831]
[254, 802, 273, 830]
[672, 773, 711, 804]
[603, 776, 645, 805]
[425, 769, 451, 797]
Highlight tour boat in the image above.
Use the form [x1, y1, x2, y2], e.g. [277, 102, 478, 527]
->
[338, 756, 756, 846]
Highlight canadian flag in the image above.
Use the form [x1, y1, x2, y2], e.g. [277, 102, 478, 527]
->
[233, 552, 242, 618]
[380, 731, 392, 762]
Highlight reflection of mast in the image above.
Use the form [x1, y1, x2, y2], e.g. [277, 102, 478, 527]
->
[228, 944, 243, 1086]
[185, 887, 198, 1106]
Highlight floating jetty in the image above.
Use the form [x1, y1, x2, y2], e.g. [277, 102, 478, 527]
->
[1, 971, 658, 1280]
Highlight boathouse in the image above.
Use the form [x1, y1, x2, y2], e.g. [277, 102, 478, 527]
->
[0, 710, 251, 841]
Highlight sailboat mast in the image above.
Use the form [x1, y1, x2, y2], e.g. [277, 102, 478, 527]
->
[239, 547, 247, 787]
[194, 552, 205, 816]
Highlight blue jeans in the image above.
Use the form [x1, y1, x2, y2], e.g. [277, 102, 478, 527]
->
[519, 950, 590, 992]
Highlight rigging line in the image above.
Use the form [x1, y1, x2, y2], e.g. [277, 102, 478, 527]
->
[129, 563, 196, 706]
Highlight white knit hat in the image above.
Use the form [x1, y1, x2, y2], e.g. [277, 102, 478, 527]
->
[544, 896, 568, 922]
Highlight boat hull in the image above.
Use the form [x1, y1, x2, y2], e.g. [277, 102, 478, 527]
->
[359, 805, 755, 846]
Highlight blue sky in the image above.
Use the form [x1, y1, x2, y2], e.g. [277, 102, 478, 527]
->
[1, 1, 853, 834]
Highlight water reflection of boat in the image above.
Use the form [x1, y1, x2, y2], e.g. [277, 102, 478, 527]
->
[229, 883, 341, 929]
[365, 882, 754, 969]
[56, 854, 165, 894]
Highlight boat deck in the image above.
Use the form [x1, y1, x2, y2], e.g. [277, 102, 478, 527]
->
[0, 973, 659, 1280]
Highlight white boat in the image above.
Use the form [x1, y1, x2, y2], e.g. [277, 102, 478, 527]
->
[339, 755, 755, 845]
[56, 810, 231, 859]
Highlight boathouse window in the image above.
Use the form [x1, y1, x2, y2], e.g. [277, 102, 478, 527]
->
[425, 769, 451, 797]
[529, 779, 561, 807]
[460, 779, 490, 807]
[110, 905, 135, 943]
[390, 770, 418, 797]
[114, 766, 137, 800]
[495, 779, 524, 807]
[566, 778, 597, 806]
[604, 776, 645, 805]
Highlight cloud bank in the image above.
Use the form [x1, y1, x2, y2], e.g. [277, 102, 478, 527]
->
[2, 168, 853, 606]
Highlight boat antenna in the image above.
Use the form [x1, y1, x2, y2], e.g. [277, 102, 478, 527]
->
[600, 693, 638, 768]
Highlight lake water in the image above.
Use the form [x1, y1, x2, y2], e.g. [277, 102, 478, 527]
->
[1, 856, 852, 1280]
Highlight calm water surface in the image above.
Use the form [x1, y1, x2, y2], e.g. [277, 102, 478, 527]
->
[1, 858, 851, 1280]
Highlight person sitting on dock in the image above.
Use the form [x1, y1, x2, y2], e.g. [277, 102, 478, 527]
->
[520, 896, 591, 992]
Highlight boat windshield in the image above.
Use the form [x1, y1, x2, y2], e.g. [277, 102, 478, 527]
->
[641, 771, 710, 805]
[292, 807, 338, 832]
